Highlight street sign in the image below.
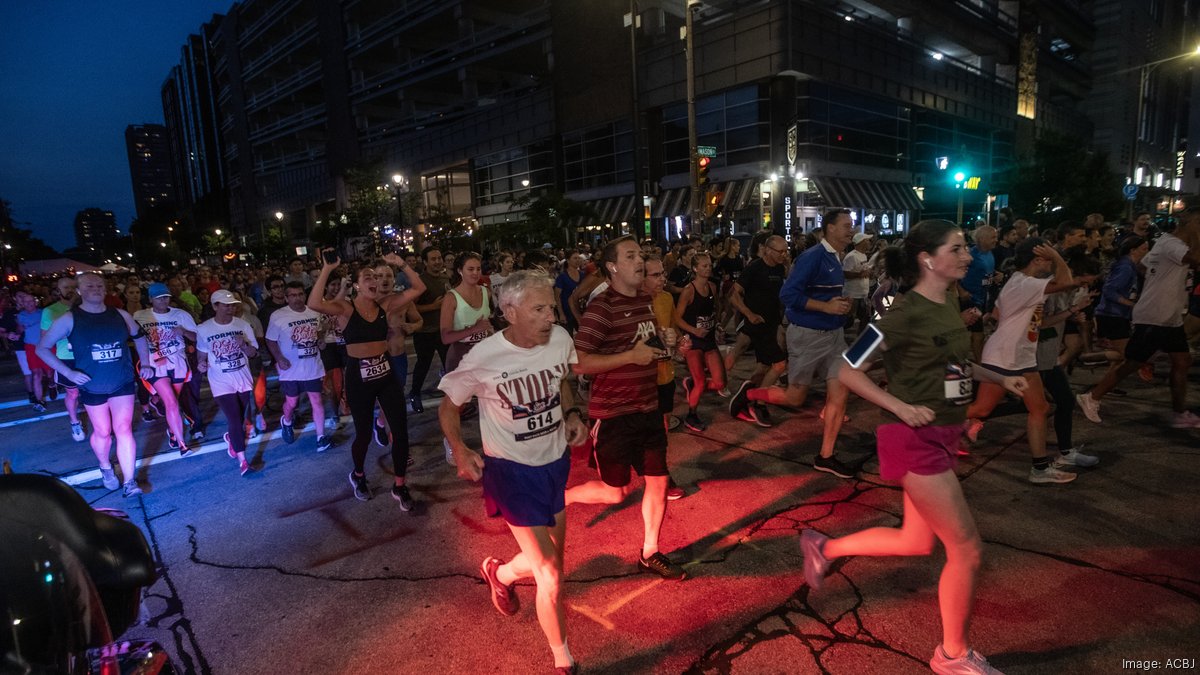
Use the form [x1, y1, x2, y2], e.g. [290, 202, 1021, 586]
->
[1123, 183, 1139, 200]
[697, 145, 717, 158]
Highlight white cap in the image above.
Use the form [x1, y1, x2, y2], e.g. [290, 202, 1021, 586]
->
[852, 233, 874, 244]
[211, 289, 241, 305]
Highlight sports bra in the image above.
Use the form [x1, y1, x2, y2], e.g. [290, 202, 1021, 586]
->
[342, 301, 387, 345]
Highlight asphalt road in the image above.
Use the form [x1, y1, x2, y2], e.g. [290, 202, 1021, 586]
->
[1, 350, 1197, 674]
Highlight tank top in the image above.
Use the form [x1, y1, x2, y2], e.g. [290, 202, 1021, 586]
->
[451, 287, 491, 343]
[67, 306, 135, 395]
[342, 301, 387, 345]
[683, 281, 718, 350]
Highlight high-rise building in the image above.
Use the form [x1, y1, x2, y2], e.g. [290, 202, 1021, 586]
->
[162, 17, 226, 210]
[73, 208, 119, 250]
[124, 124, 177, 220]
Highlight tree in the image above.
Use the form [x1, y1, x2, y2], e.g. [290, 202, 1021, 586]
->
[1005, 132, 1125, 227]
[0, 199, 60, 268]
[476, 191, 594, 250]
[342, 160, 395, 237]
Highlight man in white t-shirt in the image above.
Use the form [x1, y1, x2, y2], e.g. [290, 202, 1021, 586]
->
[438, 270, 587, 674]
[1079, 207, 1200, 428]
[133, 283, 198, 455]
[196, 290, 260, 476]
[966, 238, 1092, 484]
[842, 232, 873, 334]
[267, 281, 330, 452]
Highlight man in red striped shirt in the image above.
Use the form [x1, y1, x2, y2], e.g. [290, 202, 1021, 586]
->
[565, 236, 687, 580]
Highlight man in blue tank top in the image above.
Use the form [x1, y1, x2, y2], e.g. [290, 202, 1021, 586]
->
[38, 273, 155, 498]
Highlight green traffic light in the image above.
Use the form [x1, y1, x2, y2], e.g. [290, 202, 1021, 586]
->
[953, 171, 966, 182]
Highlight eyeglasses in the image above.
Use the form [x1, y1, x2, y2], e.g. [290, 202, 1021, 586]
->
[269, 284, 284, 289]
[767, 247, 788, 254]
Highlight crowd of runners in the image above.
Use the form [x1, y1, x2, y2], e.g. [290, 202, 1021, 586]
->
[2, 202, 1197, 674]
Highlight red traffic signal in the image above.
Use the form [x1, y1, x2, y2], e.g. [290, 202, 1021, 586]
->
[697, 156, 711, 186]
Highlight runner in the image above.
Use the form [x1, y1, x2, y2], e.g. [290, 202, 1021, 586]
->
[132, 282, 198, 456]
[195, 290, 260, 476]
[265, 281, 330, 452]
[439, 269, 587, 674]
[308, 251, 426, 507]
[37, 273, 155, 497]
[673, 251, 725, 431]
[372, 260, 422, 450]
[564, 236, 687, 581]
[804, 219, 1025, 675]
[13, 291, 51, 412]
[41, 276, 86, 442]
[408, 247, 451, 414]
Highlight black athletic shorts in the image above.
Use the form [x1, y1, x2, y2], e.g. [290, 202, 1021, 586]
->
[1125, 324, 1189, 363]
[741, 321, 785, 366]
[1095, 314, 1131, 342]
[592, 411, 668, 488]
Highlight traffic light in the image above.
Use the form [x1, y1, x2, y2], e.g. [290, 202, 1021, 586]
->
[697, 156, 711, 186]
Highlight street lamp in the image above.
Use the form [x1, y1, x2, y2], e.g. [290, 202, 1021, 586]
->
[391, 173, 409, 247]
[1120, 45, 1200, 215]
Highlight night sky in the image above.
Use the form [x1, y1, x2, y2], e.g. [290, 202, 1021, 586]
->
[0, 1, 231, 252]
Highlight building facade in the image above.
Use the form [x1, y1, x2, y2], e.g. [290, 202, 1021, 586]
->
[72, 208, 119, 250]
[171, 0, 1196, 250]
[123, 125, 177, 221]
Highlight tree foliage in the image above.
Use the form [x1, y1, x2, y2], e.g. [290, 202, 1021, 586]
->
[0, 199, 60, 265]
[475, 191, 594, 250]
[1006, 132, 1125, 227]
[343, 160, 396, 238]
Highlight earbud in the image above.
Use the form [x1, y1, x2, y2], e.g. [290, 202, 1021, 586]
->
[924, 260, 934, 270]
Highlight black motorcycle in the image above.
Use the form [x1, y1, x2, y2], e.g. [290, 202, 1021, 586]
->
[1, 473, 174, 674]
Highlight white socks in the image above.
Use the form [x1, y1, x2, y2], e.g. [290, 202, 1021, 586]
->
[550, 640, 573, 668]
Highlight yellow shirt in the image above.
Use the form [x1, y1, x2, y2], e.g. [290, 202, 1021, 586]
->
[652, 291, 675, 385]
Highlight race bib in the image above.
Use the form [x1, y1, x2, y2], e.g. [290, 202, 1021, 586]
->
[92, 348, 122, 363]
[696, 315, 714, 331]
[298, 345, 318, 358]
[944, 363, 973, 405]
[464, 330, 490, 344]
[512, 393, 562, 442]
[159, 339, 181, 357]
[358, 353, 391, 381]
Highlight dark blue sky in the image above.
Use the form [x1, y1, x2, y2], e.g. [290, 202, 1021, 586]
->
[0, 1, 230, 252]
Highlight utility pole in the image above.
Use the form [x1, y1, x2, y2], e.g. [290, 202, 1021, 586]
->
[685, 0, 700, 233]
[628, 1, 647, 241]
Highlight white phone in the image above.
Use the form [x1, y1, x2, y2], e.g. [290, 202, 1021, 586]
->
[842, 324, 884, 369]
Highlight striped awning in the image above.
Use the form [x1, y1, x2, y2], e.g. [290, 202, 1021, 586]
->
[810, 177, 923, 211]
[652, 188, 690, 218]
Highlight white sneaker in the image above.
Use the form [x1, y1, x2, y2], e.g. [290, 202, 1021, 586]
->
[1170, 410, 1200, 429]
[1075, 393, 1102, 424]
[1053, 445, 1099, 468]
[1029, 465, 1077, 484]
[70, 421, 86, 442]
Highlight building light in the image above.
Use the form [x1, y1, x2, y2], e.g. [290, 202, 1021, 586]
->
[1135, 167, 1144, 185]
[931, 52, 944, 61]
[1155, 172, 1164, 187]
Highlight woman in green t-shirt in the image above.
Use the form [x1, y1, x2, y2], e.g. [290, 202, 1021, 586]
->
[800, 220, 1028, 675]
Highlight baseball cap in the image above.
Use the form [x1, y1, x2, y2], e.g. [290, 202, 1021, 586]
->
[211, 289, 241, 305]
[148, 282, 170, 298]
[852, 233, 874, 244]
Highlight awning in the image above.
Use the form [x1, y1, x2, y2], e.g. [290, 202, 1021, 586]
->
[652, 188, 690, 219]
[723, 178, 761, 211]
[810, 177, 923, 211]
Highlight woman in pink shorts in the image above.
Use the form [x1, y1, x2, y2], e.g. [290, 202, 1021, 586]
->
[799, 220, 1028, 675]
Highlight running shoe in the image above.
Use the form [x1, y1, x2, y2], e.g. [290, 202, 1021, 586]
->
[246, 423, 259, 440]
[666, 415, 682, 431]
[1029, 465, 1077, 484]
[408, 395, 424, 414]
[735, 404, 771, 428]
[391, 484, 414, 512]
[683, 412, 707, 432]
[813, 454, 854, 479]
[70, 421, 85, 442]
[1171, 410, 1200, 429]
[178, 445, 194, 459]
[1075, 392, 1102, 424]
[373, 418, 389, 446]
[122, 479, 142, 498]
[148, 396, 165, 418]
[224, 432, 235, 458]
[349, 471, 372, 501]
[752, 403, 772, 426]
[929, 645, 1004, 675]
[1054, 446, 1099, 468]
[190, 428, 206, 442]
[666, 484, 685, 501]
[717, 386, 731, 398]
[141, 409, 155, 423]
[316, 435, 332, 453]
[100, 467, 119, 490]
[480, 556, 519, 616]
[239, 458, 251, 476]
[1138, 363, 1154, 382]
[800, 529, 830, 591]
[281, 418, 295, 444]
[168, 433, 180, 450]
[638, 551, 687, 580]
[255, 412, 267, 431]
[728, 381, 752, 418]
[32, 401, 46, 413]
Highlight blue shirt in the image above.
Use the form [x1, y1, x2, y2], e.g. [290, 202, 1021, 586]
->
[961, 246, 995, 309]
[781, 240, 846, 331]
[1095, 256, 1138, 320]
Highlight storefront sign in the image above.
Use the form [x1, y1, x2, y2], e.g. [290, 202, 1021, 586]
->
[783, 195, 793, 242]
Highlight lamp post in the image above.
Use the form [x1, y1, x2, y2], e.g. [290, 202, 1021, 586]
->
[1119, 45, 1200, 218]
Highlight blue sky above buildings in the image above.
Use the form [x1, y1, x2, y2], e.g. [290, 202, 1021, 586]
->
[0, 1, 230, 251]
